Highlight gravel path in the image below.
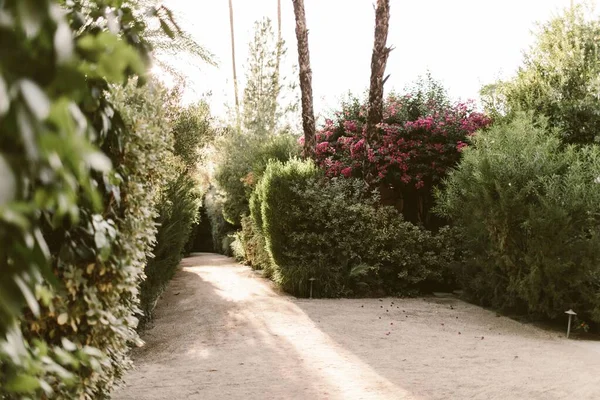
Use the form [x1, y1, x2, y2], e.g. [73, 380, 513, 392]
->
[114, 253, 600, 400]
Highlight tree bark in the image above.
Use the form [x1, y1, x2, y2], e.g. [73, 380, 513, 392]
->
[292, 0, 316, 158]
[277, 0, 282, 39]
[366, 0, 392, 141]
[274, 0, 282, 120]
[228, 0, 241, 129]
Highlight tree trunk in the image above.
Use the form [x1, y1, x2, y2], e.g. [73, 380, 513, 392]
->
[366, 0, 392, 141]
[228, 0, 241, 129]
[277, 0, 282, 39]
[274, 0, 283, 122]
[292, 0, 316, 158]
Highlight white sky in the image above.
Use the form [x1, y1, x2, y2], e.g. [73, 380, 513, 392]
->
[158, 0, 597, 120]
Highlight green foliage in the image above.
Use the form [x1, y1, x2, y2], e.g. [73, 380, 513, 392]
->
[253, 159, 452, 297]
[173, 102, 214, 170]
[242, 17, 298, 136]
[138, 0, 217, 81]
[214, 132, 300, 226]
[436, 113, 600, 323]
[0, 0, 201, 397]
[113, 81, 211, 324]
[234, 216, 274, 276]
[494, 5, 600, 145]
[204, 187, 236, 255]
[140, 173, 201, 321]
[112, 79, 202, 326]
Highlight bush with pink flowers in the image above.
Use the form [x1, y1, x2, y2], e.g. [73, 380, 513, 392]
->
[310, 78, 492, 226]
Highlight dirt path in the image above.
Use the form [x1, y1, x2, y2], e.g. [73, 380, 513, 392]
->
[114, 253, 600, 400]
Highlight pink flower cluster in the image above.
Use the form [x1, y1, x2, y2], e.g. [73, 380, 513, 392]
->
[313, 95, 492, 190]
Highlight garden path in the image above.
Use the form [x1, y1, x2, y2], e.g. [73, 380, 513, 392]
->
[114, 253, 600, 400]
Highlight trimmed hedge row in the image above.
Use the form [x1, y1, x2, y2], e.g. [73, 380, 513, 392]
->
[251, 159, 456, 297]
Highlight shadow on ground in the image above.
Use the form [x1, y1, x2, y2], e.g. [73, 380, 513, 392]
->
[114, 253, 600, 400]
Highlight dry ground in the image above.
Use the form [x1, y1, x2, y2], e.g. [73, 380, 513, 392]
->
[113, 253, 600, 400]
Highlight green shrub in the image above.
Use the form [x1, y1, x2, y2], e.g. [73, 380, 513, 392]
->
[253, 159, 451, 297]
[140, 173, 201, 322]
[230, 231, 246, 262]
[137, 98, 211, 323]
[436, 113, 600, 323]
[239, 216, 273, 277]
[215, 133, 300, 226]
[0, 1, 182, 397]
[204, 187, 236, 255]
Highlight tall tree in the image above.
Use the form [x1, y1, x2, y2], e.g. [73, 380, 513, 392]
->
[243, 18, 280, 136]
[275, 0, 283, 95]
[366, 0, 392, 141]
[292, 0, 316, 157]
[229, 0, 241, 128]
[499, 5, 600, 145]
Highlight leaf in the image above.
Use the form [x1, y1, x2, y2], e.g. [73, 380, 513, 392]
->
[5, 374, 40, 393]
[349, 263, 372, 277]
[85, 151, 111, 172]
[94, 229, 108, 250]
[17, 0, 42, 38]
[16, 105, 39, 160]
[159, 18, 175, 39]
[57, 313, 68, 325]
[0, 154, 16, 205]
[13, 275, 39, 318]
[0, 74, 8, 116]
[20, 80, 50, 120]
[54, 22, 74, 64]
[61, 338, 77, 352]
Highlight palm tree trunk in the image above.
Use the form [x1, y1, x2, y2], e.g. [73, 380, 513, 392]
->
[292, 0, 316, 158]
[273, 0, 283, 124]
[277, 0, 282, 39]
[228, 0, 240, 129]
[366, 0, 392, 141]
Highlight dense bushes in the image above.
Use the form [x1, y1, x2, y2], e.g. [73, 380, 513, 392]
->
[136, 99, 210, 321]
[232, 216, 274, 275]
[141, 173, 201, 320]
[204, 187, 236, 255]
[252, 159, 456, 297]
[311, 77, 491, 227]
[436, 114, 600, 323]
[0, 0, 208, 396]
[215, 132, 300, 226]
[0, 1, 167, 397]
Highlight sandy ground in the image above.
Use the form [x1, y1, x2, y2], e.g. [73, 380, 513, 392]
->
[113, 253, 600, 400]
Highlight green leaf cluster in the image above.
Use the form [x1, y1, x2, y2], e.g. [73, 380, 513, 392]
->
[436, 113, 600, 323]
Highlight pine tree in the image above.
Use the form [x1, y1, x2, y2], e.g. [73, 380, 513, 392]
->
[242, 18, 298, 136]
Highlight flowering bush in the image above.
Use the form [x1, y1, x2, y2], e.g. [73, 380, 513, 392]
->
[309, 80, 491, 226]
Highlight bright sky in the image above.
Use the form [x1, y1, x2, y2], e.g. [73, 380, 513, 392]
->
[159, 0, 596, 121]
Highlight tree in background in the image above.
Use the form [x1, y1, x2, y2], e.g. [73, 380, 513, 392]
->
[292, 0, 316, 157]
[488, 4, 600, 145]
[243, 18, 280, 136]
[242, 18, 297, 136]
[229, 0, 241, 128]
[140, 100, 213, 322]
[366, 0, 392, 141]
[276, 0, 283, 77]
